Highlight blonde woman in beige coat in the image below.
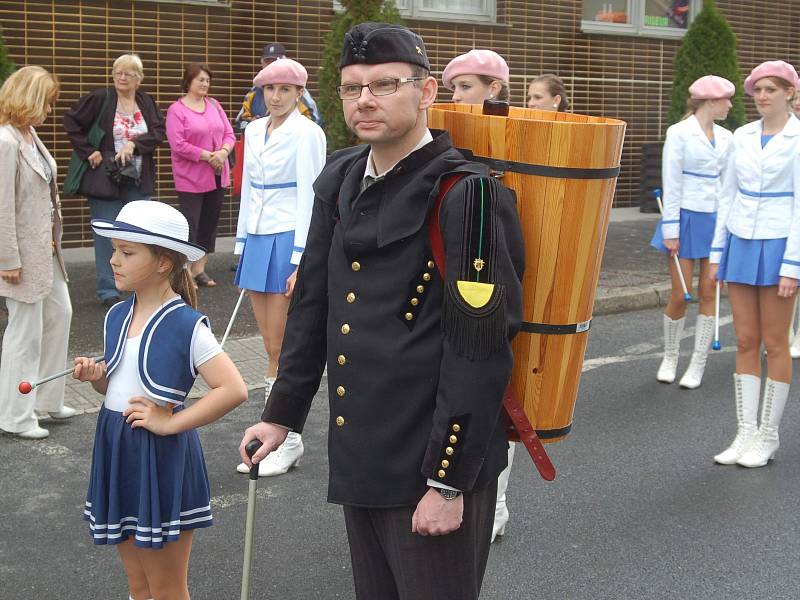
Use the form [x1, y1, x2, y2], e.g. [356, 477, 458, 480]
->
[0, 66, 74, 439]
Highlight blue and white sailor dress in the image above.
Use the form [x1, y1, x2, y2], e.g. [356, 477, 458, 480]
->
[85, 295, 222, 549]
[233, 109, 327, 294]
[650, 115, 732, 259]
[710, 118, 800, 287]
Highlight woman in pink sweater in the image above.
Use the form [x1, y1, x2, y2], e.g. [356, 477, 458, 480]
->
[166, 63, 236, 287]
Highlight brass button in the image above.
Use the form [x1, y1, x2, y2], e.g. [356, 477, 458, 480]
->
[422, 273, 431, 282]
[449, 435, 458, 444]
[427, 260, 435, 269]
[341, 324, 350, 335]
[416, 285, 425, 294]
[336, 416, 345, 426]
[337, 354, 347, 365]
[445, 446, 454, 455]
[346, 292, 356, 303]
[437, 469, 446, 478]
[404, 312, 414, 321]
[441, 459, 450, 468]
[452, 424, 461, 432]
[410, 298, 419, 306]
[351, 261, 361, 272]
[336, 386, 346, 397]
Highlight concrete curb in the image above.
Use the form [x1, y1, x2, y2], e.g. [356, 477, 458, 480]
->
[593, 283, 673, 316]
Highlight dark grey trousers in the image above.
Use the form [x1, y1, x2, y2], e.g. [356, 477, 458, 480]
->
[342, 481, 497, 600]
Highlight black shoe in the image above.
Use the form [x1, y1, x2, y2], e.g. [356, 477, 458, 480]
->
[101, 296, 121, 309]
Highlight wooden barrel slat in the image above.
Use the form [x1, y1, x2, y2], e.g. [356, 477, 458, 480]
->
[429, 103, 626, 443]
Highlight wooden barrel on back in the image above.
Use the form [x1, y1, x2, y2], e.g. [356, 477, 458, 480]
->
[429, 103, 626, 442]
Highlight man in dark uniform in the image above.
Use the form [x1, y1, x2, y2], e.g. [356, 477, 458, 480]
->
[239, 22, 524, 599]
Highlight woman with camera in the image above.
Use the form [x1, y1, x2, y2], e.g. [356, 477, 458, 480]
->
[63, 53, 165, 308]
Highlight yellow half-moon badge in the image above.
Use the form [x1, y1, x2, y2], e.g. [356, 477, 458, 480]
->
[456, 280, 495, 309]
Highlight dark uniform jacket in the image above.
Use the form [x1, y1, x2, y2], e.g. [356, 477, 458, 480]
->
[263, 130, 524, 507]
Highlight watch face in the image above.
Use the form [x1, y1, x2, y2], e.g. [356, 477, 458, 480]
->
[437, 488, 460, 500]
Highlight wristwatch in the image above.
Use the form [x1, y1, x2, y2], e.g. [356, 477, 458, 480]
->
[436, 487, 461, 501]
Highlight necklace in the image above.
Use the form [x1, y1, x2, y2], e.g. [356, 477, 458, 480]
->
[117, 96, 137, 115]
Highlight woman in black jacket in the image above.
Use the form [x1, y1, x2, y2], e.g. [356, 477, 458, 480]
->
[63, 53, 165, 307]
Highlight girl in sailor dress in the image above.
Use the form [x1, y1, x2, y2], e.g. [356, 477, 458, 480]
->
[72, 200, 247, 600]
[710, 61, 800, 469]
[650, 75, 734, 389]
[233, 58, 326, 477]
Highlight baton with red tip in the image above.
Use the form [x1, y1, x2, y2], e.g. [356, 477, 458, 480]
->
[18, 357, 104, 394]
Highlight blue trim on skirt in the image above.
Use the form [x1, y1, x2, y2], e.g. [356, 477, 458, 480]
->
[235, 231, 296, 293]
[717, 234, 787, 286]
[85, 406, 213, 549]
[650, 209, 716, 259]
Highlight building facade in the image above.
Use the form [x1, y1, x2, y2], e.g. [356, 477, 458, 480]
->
[1, 0, 798, 246]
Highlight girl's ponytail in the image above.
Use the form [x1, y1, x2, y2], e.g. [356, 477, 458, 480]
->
[153, 246, 198, 309]
[173, 263, 198, 309]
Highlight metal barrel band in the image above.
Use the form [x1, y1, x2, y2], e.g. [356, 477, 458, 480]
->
[456, 148, 621, 180]
[520, 319, 592, 335]
[535, 424, 572, 440]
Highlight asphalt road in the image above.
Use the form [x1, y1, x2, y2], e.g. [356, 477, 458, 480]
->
[2, 303, 800, 599]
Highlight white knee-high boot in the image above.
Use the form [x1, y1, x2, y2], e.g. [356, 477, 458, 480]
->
[657, 315, 685, 383]
[714, 374, 760, 465]
[492, 443, 515, 543]
[679, 314, 715, 389]
[737, 378, 789, 468]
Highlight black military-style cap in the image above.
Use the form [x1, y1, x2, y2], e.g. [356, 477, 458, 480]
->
[261, 43, 287, 60]
[340, 22, 430, 71]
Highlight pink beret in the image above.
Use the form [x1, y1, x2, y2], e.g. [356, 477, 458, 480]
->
[688, 75, 735, 100]
[442, 49, 509, 90]
[744, 60, 799, 96]
[253, 58, 308, 88]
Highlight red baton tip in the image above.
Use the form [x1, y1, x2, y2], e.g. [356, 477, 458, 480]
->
[18, 381, 33, 394]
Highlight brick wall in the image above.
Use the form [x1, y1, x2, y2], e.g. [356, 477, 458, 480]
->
[1, 0, 798, 246]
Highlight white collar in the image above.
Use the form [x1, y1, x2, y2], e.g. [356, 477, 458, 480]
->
[364, 129, 433, 181]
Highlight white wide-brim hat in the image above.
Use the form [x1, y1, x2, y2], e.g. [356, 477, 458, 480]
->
[91, 200, 205, 262]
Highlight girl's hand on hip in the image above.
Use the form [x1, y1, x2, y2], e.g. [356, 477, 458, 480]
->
[0, 268, 21, 284]
[124, 397, 175, 435]
[778, 276, 798, 298]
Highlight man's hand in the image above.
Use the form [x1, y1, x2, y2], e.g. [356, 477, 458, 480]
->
[411, 487, 463, 536]
[239, 421, 290, 467]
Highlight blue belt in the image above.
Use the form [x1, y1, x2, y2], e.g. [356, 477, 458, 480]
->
[250, 181, 297, 190]
[682, 170, 718, 179]
[739, 187, 793, 198]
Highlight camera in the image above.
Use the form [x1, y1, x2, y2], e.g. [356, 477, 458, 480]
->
[105, 157, 140, 185]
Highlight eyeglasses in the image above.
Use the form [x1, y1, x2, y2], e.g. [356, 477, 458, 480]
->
[113, 71, 140, 80]
[336, 77, 424, 100]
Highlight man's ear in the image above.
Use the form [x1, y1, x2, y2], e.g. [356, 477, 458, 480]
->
[419, 76, 439, 110]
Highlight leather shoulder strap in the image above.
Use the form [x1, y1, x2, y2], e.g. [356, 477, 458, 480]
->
[428, 173, 467, 279]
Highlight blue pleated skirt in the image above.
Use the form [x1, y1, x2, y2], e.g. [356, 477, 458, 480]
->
[650, 209, 716, 259]
[234, 231, 296, 293]
[717, 234, 786, 286]
[85, 405, 213, 549]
